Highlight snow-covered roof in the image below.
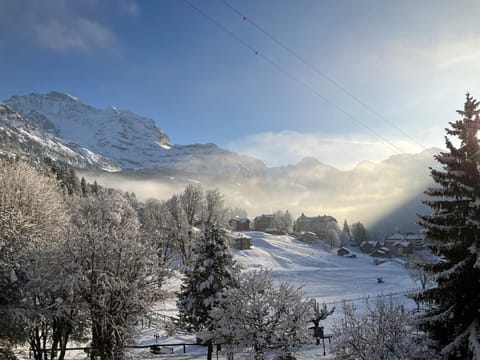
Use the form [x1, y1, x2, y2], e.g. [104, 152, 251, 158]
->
[360, 240, 379, 247]
[296, 213, 337, 223]
[393, 240, 411, 247]
[299, 231, 317, 236]
[230, 217, 250, 223]
[254, 214, 274, 219]
[387, 233, 424, 241]
[405, 233, 424, 240]
[386, 233, 405, 240]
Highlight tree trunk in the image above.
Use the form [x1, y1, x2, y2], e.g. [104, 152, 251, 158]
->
[207, 342, 213, 360]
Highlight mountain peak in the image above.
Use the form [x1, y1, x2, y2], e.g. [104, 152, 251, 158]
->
[296, 156, 321, 167]
[46, 91, 79, 102]
[107, 105, 120, 115]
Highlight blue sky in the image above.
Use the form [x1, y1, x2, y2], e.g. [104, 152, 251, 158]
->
[1, 0, 480, 168]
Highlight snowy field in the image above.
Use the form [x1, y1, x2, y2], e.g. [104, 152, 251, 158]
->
[17, 232, 420, 359]
[235, 232, 418, 312]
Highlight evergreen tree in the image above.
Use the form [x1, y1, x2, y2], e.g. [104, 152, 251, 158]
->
[91, 180, 99, 195]
[351, 222, 367, 246]
[177, 226, 237, 333]
[342, 219, 351, 240]
[415, 94, 480, 359]
[80, 177, 89, 197]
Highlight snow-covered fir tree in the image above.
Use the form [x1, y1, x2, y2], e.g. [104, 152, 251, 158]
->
[350, 222, 367, 246]
[177, 225, 237, 333]
[415, 93, 480, 359]
[341, 219, 352, 245]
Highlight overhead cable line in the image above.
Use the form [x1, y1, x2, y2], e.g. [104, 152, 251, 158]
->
[322, 287, 421, 306]
[219, 0, 428, 150]
[182, 0, 404, 154]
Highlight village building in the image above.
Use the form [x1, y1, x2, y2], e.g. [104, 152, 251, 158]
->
[391, 240, 414, 256]
[385, 232, 425, 251]
[297, 231, 318, 243]
[228, 217, 251, 231]
[294, 213, 338, 239]
[371, 247, 391, 258]
[359, 240, 381, 254]
[227, 232, 252, 250]
[337, 247, 356, 258]
[405, 233, 426, 248]
[254, 214, 274, 232]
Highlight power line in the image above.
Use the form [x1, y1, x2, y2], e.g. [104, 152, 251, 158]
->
[322, 287, 421, 306]
[219, 0, 428, 151]
[182, 0, 404, 154]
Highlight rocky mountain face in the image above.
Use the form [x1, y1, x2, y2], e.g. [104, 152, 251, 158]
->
[5, 92, 266, 176]
[0, 104, 119, 171]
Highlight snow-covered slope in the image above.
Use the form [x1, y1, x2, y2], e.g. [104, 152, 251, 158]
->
[13, 231, 419, 360]
[0, 104, 120, 171]
[5, 92, 266, 176]
[235, 232, 418, 306]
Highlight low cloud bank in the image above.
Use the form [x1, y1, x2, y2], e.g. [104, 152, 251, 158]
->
[79, 148, 437, 235]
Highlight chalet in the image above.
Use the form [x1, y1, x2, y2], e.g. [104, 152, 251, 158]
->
[337, 247, 355, 258]
[227, 232, 252, 250]
[385, 233, 425, 250]
[405, 233, 425, 249]
[371, 247, 391, 258]
[266, 229, 287, 235]
[254, 214, 274, 232]
[228, 217, 251, 231]
[298, 231, 318, 243]
[392, 241, 414, 256]
[294, 213, 338, 239]
[360, 240, 381, 254]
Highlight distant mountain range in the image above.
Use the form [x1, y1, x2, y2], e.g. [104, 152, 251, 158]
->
[1, 91, 440, 235]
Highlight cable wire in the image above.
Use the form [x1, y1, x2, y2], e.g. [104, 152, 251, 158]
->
[182, 0, 404, 154]
[322, 287, 421, 306]
[219, 0, 428, 150]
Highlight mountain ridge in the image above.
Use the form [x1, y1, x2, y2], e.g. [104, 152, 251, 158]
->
[5, 91, 267, 176]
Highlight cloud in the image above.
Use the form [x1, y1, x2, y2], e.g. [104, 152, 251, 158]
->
[118, 0, 140, 16]
[375, 37, 480, 75]
[34, 18, 117, 53]
[225, 131, 427, 169]
[0, 0, 137, 54]
[79, 147, 437, 234]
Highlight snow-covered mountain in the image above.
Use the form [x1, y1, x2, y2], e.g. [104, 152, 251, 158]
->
[5, 92, 266, 176]
[0, 104, 119, 171]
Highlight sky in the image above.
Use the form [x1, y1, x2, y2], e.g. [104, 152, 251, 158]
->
[1, 0, 480, 169]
